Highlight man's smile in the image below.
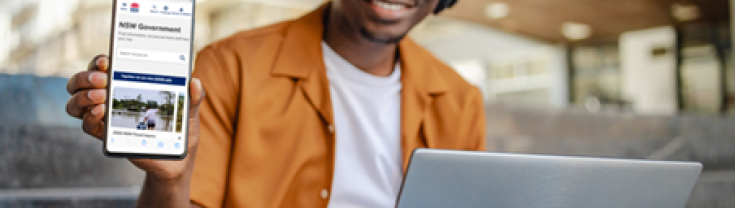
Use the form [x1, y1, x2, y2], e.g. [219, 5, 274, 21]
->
[365, 0, 420, 21]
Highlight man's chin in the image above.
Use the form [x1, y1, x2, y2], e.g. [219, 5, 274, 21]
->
[359, 28, 406, 44]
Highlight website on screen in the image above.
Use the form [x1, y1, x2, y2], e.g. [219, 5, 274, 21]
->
[106, 0, 194, 155]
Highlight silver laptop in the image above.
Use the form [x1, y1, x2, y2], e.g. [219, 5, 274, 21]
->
[396, 149, 702, 208]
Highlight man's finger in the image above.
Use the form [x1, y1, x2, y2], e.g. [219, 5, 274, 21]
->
[66, 89, 107, 119]
[87, 55, 109, 72]
[81, 104, 106, 140]
[189, 78, 205, 110]
[66, 71, 108, 95]
[184, 78, 204, 151]
[67, 54, 108, 94]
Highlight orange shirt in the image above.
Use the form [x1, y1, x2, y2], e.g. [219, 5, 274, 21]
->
[190, 4, 486, 208]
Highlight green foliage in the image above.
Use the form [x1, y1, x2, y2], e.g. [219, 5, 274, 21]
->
[176, 95, 185, 133]
[159, 91, 176, 115]
[112, 94, 147, 111]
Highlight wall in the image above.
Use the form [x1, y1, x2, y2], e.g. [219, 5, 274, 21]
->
[411, 17, 569, 108]
[620, 27, 678, 115]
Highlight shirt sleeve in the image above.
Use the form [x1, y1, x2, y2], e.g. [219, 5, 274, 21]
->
[189, 45, 240, 208]
[465, 86, 487, 151]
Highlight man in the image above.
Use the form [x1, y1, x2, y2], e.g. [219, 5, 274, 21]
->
[142, 105, 158, 130]
[65, 0, 486, 207]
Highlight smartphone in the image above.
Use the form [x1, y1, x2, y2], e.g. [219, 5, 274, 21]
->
[104, 0, 196, 159]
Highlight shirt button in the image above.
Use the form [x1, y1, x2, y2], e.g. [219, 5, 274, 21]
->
[320, 189, 329, 199]
[327, 125, 335, 133]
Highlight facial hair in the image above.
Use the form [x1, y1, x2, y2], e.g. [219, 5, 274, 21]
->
[359, 28, 407, 44]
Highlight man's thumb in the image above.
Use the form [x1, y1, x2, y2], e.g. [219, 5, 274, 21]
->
[189, 78, 205, 110]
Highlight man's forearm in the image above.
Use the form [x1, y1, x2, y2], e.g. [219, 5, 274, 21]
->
[136, 174, 192, 208]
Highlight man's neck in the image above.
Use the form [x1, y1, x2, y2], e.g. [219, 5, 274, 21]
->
[323, 8, 398, 77]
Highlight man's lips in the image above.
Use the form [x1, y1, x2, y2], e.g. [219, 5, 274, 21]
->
[369, 0, 416, 9]
[366, 0, 418, 21]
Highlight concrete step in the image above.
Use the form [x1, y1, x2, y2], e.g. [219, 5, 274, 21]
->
[0, 187, 138, 208]
[0, 173, 731, 208]
[0, 199, 137, 208]
[485, 105, 735, 170]
[687, 170, 735, 208]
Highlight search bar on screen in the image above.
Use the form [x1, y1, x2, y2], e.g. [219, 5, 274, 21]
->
[117, 48, 188, 64]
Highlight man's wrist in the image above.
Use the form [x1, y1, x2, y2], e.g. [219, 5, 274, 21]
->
[137, 173, 192, 208]
[146, 172, 189, 189]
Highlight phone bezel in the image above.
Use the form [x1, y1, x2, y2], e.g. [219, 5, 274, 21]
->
[103, 0, 196, 160]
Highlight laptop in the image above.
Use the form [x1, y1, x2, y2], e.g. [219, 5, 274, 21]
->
[396, 149, 702, 208]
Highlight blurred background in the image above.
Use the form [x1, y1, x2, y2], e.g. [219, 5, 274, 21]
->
[0, 0, 734, 207]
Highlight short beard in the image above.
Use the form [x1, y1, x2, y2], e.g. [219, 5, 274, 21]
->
[360, 28, 406, 44]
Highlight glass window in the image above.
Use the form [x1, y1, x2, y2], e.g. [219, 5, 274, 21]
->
[571, 44, 625, 110]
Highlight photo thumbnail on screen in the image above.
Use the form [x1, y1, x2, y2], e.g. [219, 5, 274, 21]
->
[110, 87, 178, 132]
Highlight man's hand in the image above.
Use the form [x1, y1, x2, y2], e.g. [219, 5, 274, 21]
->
[66, 55, 205, 207]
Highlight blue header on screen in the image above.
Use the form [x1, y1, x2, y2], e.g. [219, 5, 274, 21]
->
[113, 71, 186, 86]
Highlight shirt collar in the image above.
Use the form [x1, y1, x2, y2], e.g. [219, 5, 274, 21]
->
[270, 3, 449, 95]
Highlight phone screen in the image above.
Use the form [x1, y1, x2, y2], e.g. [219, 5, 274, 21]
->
[105, 0, 195, 158]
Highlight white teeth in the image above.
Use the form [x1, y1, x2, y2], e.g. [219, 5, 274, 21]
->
[372, 0, 406, 11]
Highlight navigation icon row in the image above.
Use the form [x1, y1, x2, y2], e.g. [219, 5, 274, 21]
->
[111, 137, 182, 150]
[120, 2, 191, 16]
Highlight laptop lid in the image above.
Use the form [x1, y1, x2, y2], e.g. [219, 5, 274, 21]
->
[396, 149, 702, 208]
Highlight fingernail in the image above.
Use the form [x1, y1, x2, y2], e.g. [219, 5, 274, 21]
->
[92, 104, 105, 116]
[88, 72, 107, 86]
[88, 89, 106, 102]
[96, 57, 107, 67]
[192, 79, 201, 90]
[191, 78, 202, 97]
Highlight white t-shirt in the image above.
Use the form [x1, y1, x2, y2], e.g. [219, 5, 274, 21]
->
[145, 109, 157, 123]
[323, 42, 404, 208]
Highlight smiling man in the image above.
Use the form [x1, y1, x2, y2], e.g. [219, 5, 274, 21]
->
[65, 0, 486, 207]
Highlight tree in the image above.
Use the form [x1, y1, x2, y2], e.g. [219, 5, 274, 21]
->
[176, 95, 185, 132]
[159, 91, 176, 115]
[136, 94, 143, 111]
